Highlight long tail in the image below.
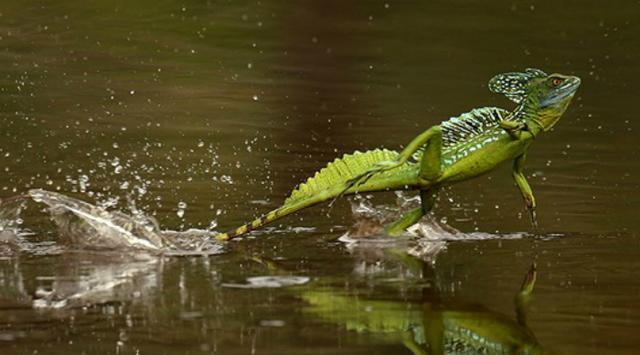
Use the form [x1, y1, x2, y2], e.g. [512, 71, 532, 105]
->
[214, 199, 319, 241]
[216, 148, 418, 241]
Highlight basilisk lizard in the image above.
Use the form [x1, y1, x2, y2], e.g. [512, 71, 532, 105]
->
[217, 68, 580, 240]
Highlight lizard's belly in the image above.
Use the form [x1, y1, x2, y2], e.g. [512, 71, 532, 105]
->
[438, 135, 529, 184]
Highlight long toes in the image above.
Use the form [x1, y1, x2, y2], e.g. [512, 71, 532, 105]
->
[339, 176, 363, 196]
[359, 172, 376, 186]
[343, 168, 383, 194]
[343, 179, 358, 191]
[347, 173, 366, 185]
[346, 176, 363, 189]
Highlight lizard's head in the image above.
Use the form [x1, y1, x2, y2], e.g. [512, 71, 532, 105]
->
[489, 68, 581, 131]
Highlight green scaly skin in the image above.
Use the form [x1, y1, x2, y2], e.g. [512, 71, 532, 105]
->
[216, 69, 581, 241]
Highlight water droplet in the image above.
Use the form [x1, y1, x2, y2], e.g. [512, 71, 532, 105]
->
[79, 175, 89, 192]
[177, 201, 187, 218]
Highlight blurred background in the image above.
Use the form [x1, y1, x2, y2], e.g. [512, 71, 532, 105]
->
[0, 1, 639, 354]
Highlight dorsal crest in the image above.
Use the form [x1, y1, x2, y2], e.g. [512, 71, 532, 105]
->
[441, 107, 510, 148]
[488, 68, 547, 104]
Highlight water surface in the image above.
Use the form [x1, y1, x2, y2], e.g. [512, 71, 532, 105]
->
[0, 1, 639, 354]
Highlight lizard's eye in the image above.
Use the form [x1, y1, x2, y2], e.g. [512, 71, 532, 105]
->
[551, 78, 563, 87]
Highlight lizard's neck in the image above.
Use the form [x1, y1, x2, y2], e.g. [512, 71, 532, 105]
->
[505, 103, 544, 137]
[517, 93, 575, 135]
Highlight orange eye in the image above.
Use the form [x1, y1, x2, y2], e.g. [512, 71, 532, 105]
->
[552, 78, 562, 86]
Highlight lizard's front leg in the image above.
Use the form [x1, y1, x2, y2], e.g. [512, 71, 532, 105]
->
[499, 120, 527, 139]
[512, 152, 537, 228]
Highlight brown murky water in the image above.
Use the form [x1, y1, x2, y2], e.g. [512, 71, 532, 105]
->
[1, 1, 639, 354]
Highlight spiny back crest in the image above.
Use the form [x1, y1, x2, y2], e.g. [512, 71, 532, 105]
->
[441, 107, 510, 148]
[488, 68, 547, 104]
[285, 149, 405, 205]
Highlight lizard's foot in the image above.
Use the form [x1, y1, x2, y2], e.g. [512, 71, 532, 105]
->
[383, 207, 424, 237]
[383, 222, 407, 236]
[524, 199, 538, 229]
[522, 195, 538, 229]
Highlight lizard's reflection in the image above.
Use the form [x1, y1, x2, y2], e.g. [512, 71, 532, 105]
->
[252, 247, 545, 355]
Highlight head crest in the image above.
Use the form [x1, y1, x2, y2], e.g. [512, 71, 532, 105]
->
[488, 68, 547, 104]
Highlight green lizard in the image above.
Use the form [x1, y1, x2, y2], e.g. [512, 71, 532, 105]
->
[216, 68, 581, 241]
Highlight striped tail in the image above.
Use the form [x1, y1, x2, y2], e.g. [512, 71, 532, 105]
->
[214, 203, 302, 241]
[215, 188, 349, 241]
[215, 148, 418, 241]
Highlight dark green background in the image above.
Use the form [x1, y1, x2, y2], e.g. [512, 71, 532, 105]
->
[0, 1, 638, 354]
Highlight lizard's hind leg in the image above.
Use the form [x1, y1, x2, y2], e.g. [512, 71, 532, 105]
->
[385, 188, 438, 236]
[385, 127, 443, 236]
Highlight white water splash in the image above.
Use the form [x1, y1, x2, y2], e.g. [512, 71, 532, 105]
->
[30, 189, 165, 251]
[23, 189, 222, 255]
[221, 276, 310, 289]
[0, 195, 32, 255]
[343, 194, 529, 261]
